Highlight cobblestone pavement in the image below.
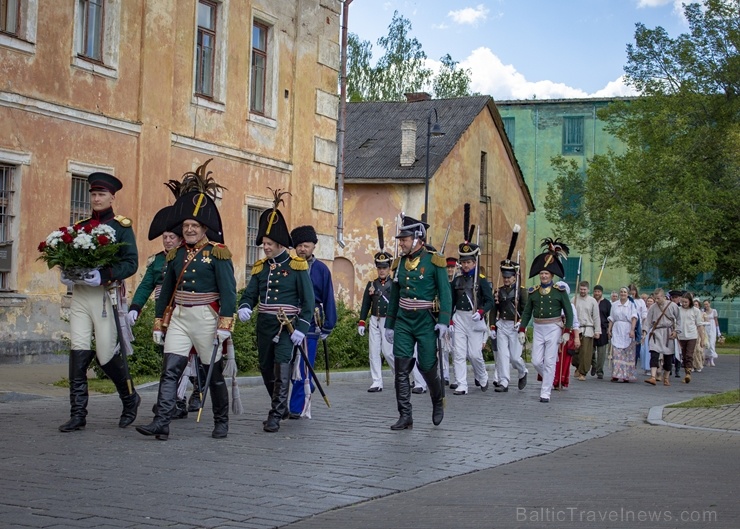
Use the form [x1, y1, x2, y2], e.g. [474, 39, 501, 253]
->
[1, 356, 738, 529]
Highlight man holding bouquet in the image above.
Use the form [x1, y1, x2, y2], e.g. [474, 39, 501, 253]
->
[58, 172, 139, 432]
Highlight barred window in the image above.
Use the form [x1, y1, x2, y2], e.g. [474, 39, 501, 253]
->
[1, 0, 20, 36]
[76, 0, 104, 61]
[0, 164, 14, 290]
[562, 116, 584, 155]
[195, 0, 216, 97]
[70, 175, 91, 225]
[245, 206, 264, 280]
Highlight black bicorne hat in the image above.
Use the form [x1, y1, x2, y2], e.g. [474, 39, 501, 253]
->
[500, 223, 521, 277]
[256, 188, 292, 248]
[148, 206, 182, 240]
[170, 159, 226, 242]
[396, 214, 429, 240]
[528, 237, 569, 279]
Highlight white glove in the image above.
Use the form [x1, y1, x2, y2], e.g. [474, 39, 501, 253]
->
[357, 325, 365, 337]
[126, 310, 139, 326]
[472, 310, 483, 322]
[290, 329, 305, 346]
[385, 329, 394, 344]
[320, 332, 330, 341]
[434, 324, 449, 339]
[153, 331, 165, 345]
[560, 332, 570, 344]
[216, 329, 231, 345]
[490, 328, 497, 340]
[83, 269, 101, 287]
[60, 271, 75, 288]
[518, 332, 526, 345]
[237, 306, 252, 322]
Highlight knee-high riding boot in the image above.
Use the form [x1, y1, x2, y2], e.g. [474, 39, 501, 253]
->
[136, 354, 187, 440]
[100, 353, 141, 428]
[59, 350, 96, 432]
[264, 363, 291, 432]
[208, 359, 229, 439]
[260, 365, 275, 398]
[391, 357, 415, 430]
[187, 359, 206, 412]
[421, 362, 444, 426]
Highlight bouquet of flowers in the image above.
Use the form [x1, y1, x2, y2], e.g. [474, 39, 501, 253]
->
[37, 221, 125, 280]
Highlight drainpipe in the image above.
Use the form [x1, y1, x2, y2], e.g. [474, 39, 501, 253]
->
[335, 0, 352, 249]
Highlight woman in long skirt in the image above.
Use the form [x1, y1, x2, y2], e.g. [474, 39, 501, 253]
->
[608, 287, 638, 382]
[702, 300, 720, 366]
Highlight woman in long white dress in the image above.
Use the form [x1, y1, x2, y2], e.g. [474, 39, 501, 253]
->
[702, 300, 720, 367]
[608, 287, 638, 382]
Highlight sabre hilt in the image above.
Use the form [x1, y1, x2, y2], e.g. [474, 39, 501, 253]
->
[277, 308, 295, 334]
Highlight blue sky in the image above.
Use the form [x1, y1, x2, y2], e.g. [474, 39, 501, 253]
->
[345, 0, 691, 99]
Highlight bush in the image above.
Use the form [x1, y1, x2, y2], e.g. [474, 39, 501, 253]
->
[314, 299, 369, 371]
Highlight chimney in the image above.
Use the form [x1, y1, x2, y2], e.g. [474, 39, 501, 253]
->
[400, 120, 417, 167]
[404, 92, 432, 103]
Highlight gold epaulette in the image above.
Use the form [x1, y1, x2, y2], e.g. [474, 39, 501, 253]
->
[114, 215, 132, 228]
[554, 283, 566, 291]
[251, 258, 266, 275]
[431, 252, 446, 268]
[166, 247, 179, 261]
[146, 254, 157, 267]
[210, 242, 232, 260]
[290, 256, 309, 271]
[479, 273, 486, 279]
[528, 285, 539, 294]
[391, 257, 400, 271]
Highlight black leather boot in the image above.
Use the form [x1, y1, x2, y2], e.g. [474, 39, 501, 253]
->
[264, 363, 291, 432]
[187, 360, 206, 412]
[390, 357, 415, 430]
[100, 353, 141, 428]
[136, 354, 187, 440]
[59, 350, 95, 432]
[421, 363, 444, 426]
[260, 365, 275, 398]
[208, 359, 229, 439]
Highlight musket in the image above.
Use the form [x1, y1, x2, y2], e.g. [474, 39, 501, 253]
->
[196, 338, 221, 422]
[277, 309, 331, 407]
[472, 226, 481, 310]
[573, 256, 582, 308]
[596, 255, 607, 286]
[435, 224, 451, 403]
[315, 306, 330, 385]
[513, 250, 522, 322]
[439, 224, 451, 255]
[106, 286, 134, 395]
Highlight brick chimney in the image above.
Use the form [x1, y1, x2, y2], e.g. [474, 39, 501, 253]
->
[400, 120, 417, 167]
[404, 92, 432, 103]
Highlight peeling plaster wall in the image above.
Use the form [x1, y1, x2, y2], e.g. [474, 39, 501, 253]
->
[0, 0, 340, 362]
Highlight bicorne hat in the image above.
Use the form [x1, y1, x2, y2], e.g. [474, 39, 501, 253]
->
[256, 188, 293, 248]
[528, 237, 569, 279]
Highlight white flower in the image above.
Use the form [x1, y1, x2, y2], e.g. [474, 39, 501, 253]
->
[46, 231, 64, 248]
[91, 224, 117, 243]
[73, 232, 95, 250]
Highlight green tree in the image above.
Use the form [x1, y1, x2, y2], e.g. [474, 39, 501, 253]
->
[344, 11, 473, 101]
[545, 0, 740, 296]
[433, 54, 474, 99]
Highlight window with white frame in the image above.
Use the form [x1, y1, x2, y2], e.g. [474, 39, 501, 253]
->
[1, 0, 19, 36]
[250, 22, 268, 114]
[72, 0, 120, 77]
[245, 205, 264, 281]
[195, 0, 217, 97]
[249, 11, 277, 123]
[70, 175, 91, 225]
[0, 164, 15, 290]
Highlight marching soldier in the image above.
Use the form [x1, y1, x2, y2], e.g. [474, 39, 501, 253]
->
[137, 161, 236, 440]
[288, 225, 336, 419]
[448, 204, 494, 395]
[518, 238, 573, 403]
[490, 225, 528, 392]
[58, 172, 140, 433]
[384, 214, 451, 430]
[358, 218, 395, 392]
[238, 189, 315, 433]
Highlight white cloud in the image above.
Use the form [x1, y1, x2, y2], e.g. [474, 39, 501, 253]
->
[431, 23, 449, 30]
[459, 47, 637, 100]
[448, 4, 490, 26]
[637, 0, 687, 18]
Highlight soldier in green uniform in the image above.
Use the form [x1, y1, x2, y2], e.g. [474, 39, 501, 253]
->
[384, 215, 452, 430]
[358, 218, 395, 392]
[517, 238, 573, 403]
[238, 189, 315, 433]
[58, 172, 140, 433]
[137, 163, 236, 440]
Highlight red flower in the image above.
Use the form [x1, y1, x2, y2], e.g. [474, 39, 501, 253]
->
[61, 233, 74, 244]
[60, 226, 68, 233]
[38, 241, 47, 252]
[82, 223, 94, 233]
[88, 220, 100, 229]
[97, 235, 110, 246]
